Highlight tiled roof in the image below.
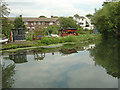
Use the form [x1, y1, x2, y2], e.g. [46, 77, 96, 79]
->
[8, 17, 59, 22]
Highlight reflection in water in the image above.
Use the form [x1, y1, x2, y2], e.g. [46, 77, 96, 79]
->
[60, 48, 78, 55]
[89, 39, 120, 78]
[2, 41, 119, 88]
[2, 63, 15, 88]
[33, 49, 45, 61]
[9, 51, 27, 64]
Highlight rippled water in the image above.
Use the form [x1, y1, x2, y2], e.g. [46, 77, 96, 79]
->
[2, 40, 119, 88]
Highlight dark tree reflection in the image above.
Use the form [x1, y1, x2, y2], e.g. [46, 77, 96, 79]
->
[2, 63, 15, 88]
[89, 39, 120, 78]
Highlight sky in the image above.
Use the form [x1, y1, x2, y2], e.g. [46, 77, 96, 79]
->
[4, 0, 105, 17]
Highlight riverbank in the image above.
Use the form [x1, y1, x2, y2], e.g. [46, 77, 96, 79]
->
[1, 34, 101, 52]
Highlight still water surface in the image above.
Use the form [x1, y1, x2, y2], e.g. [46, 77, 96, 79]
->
[2, 40, 119, 88]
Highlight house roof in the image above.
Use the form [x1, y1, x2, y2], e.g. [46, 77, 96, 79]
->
[8, 17, 59, 22]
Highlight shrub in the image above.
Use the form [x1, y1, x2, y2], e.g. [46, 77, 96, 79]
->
[60, 35, 77, 43]
[41, 37, 60, 45]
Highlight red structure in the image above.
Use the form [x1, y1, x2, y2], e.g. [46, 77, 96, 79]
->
[59, 28, 78, 37]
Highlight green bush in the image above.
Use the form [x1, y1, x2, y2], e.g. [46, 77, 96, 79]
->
[60, 35, 77, 43]
[25, 30, 33, 41]
[41, 37, 60, 45]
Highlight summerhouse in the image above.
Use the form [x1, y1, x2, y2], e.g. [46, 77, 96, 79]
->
[12, 28, 25, 41]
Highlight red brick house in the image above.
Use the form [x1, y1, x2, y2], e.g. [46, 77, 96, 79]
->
[8, 15, 60, 30]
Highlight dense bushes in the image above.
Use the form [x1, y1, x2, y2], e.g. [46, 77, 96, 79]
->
[2, 34, 100, 50]
[93, 1, 120, 38]
[41, 34, 100, 45]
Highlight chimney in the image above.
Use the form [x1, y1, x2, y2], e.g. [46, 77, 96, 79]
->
[19, 15, 22, 18]
[51, 16, 53, 18]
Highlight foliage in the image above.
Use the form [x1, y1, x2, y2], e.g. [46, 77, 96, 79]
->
[0, 1, 10, 17]
[2, 34, 101, 50]
[14, 17, 25, 28]
[93, 2, 120, 38]
[86, 14, 93, 18]
[41, 37, 60, 45]
[43, 25, 60, 35]
[1, 1, 14, 38]
[74, 14, 79, 18]
[25, 30, 33, 41]
[39, 15, 46, 18]
[2, 18, 14, 38]
[59, 17, 77, 28]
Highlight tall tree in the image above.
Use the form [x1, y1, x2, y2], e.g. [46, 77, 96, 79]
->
[59, 17, 77, 28]
[39, 15, 46, 18]
[14, 17, 25, 28]
[1, 1, 14, 38]
[74, 14, 79, 19]
[0, 1, 10, 17]
[93, 2, 120, 39]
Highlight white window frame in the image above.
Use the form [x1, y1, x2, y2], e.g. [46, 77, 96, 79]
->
[31, 23, 33, 26]
[34, 22, 36, 25]
[49, 22, 53, 25]
[42, 22, 45, 25]
[57, 21, 60, 25]
[24, 22, 28, 25]
[38, 22, 41, 25]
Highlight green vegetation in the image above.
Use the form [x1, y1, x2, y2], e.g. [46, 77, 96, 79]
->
[86, 14, 93, 18]
[14, 17, 25, 28]
[93, 1, 120, 39]
[43, 25, 60, 35]
[2, 34, 101, 50]
[1, 1, 14, 38]
[39, 15, 46, 18]
[59, 17, 77, 28]
[2, 18, 14, 38]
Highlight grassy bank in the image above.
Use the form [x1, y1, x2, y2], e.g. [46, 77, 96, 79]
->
[1, 34, 101, 50]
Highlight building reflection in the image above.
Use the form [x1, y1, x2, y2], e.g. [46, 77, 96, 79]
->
[33, 49, 45, 61]
[9, 51, 27, 64]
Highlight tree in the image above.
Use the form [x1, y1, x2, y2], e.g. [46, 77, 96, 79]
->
[39, 15, 46, 18]
[2, 18, 14, 37]
[0, 1, 10, 17]
[93, 2, 120, 39]
[1, 1, 14, 38]
[14, 17, 25, 28]
[74, 14, 79, 18]
[43, 25, 60, 35]
[86, 14, 93, 19]
[59, 17, 77, 28]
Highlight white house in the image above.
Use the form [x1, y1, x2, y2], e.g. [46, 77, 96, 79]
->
[105, 0, 120, 2]
[73, 16, 94, 30]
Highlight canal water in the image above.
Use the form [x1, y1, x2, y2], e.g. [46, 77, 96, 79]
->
[2, 39, 119, 88]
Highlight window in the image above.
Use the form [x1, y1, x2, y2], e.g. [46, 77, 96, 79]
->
[24, 22, 28, 25]
[38, 22, 41, 25]
[34, 22, 36, 25]
[49, 22, 53, 25]
[31, 23, 33, 26]
[31, 27, 35, 30]
[42, 22, 45, 25]
[27, 27, 30, 30]
[57, 21, 60, 25]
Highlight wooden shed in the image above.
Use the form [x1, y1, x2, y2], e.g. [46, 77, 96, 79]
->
[12, 28, 25, 41]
